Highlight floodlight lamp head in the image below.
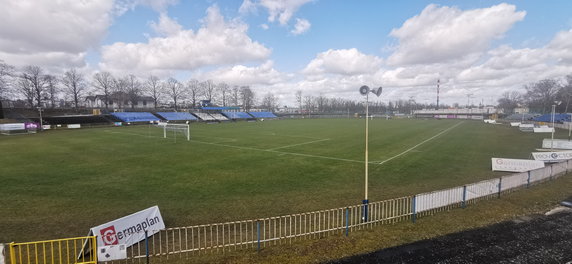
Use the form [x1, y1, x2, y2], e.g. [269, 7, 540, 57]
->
[555, 101, 562, 106]
[372, 86, 382, 97]
[359, 85, 370, 95]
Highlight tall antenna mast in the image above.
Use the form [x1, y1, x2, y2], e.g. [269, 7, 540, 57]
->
[436, 79, 440, 110]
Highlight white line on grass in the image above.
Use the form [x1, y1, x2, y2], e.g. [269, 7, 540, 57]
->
[266, 138, 330, 151]
[375, 121, 464, 165]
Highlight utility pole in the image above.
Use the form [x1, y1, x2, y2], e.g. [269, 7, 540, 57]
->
[436, 79, 440, 110]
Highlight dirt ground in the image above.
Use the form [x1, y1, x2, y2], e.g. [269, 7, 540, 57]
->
[331, 199, 572, 264]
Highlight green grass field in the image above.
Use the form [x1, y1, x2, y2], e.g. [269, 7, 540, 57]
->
[0, 118, 557, 242]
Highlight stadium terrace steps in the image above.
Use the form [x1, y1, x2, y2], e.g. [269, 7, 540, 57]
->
[111, 112, 160, 122]
[208, 113, 229, 121]
[221, 111, 253, 119]
[192, 112, 217, 121]
[248, 112, 277, 118]
[156, 112, 198, 121]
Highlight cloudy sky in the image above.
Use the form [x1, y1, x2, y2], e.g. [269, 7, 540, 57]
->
[1, 0, 572, 106]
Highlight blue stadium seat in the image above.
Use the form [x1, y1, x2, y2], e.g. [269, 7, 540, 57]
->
[533, 113, 570, 123]
[156, 112, 198, 121]
[111, 112, 160, 122]
[248, 112, 277, 118]
[221, 112, 253, 119]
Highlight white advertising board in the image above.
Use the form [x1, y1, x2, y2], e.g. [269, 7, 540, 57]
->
[533, 127, 554, 133]
[42, 125, 51, 130]
[67, 124, 81, 129]
[531, 151, 572, 162]
[542, 139, 572, 149]
[491, 158, 545, 172]
[88, 206, 165, 248]
[484, 119, 496, 124]
[0, 244, 5, 264]
[510, 122, 521, 127]
[0, 123, 25, 131]
[97, 245, 127, 261]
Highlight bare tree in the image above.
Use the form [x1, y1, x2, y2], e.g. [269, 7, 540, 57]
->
[165, 77, 184, 110]
[497, 91, 521, 114]
[61, 68, 86, 109]
[113, 76, 129, 109]
[295, 90, 302, 113]
[145, 75, 162, 109]
[200, 80, 216, 102]
[126, 74, 141, 109]
[92, 72, 114, 109]
[0, 60, 15, 100]
[187, 79, 201, 108]
[304, 95, 315, 113]
[524, 79, 561, 113]
[559, 74, 572, 113]
[230, 85, 240, 106]
[261, 92, 278, 111]
[44, 75, 59, 108]
[240, 86, 255, 111]
[218, 82, 229, 106]
[316, 94, 327, 112]
[17, 76, 35, 108]
[20, 65, 48, 108]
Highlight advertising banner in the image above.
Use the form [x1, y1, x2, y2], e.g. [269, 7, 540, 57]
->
[67, 124, 81, 129]
[24, 123, 38, 130]
[533, 127, 553, 133]
[491, 158, 545, 172]
[88, 206, 165, 248]
[510, 122, 521, 127]
[542, 139, 572, 149]
[0, 123, 25, 131]
[531, 151, 572, 162]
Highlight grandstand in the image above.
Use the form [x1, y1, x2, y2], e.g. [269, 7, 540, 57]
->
[248, 112, 278, 118]
[192, 112, 217, 121]
[222, 111, 253, 120]
[111, 112, 160, 122]
[533, 113, 570, 123]
[504, 113, 539, 121]
[209, 113, 229, 121]
[156, 112, 198, 121]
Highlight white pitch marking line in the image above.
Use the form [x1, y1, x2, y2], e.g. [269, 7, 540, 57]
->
[376, 121, 464, 165]
[267, 138, 330, 151]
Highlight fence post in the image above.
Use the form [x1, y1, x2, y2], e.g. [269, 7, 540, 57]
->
[550, 165, 553, 180]
[527, 171, 531, 188]
[462, 185, 467, 208]
[498, 177, 502, 198]
[412, 195, 417, 223]
[345, 208, 349, 237]
[145, 230, 149, 264]
[257, 220, 261, 252]
[362, 200, 369, 222]
[8, 243, 15, 264]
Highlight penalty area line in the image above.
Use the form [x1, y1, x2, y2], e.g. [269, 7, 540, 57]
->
[376, 121, 464, 165]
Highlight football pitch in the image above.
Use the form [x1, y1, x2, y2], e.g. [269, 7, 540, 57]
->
[0, 118, 553, 241]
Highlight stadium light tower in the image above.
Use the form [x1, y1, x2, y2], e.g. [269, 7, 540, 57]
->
[551, 101, 562, 150]
[359, 85, 382, 222]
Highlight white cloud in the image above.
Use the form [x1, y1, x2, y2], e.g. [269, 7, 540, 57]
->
[388, 3, 526, 66]
[0, 0, 114, 68]
[240, 0, 312, 25]
[291, 18, 311, 35]
[260, 24, 270, 30]
[303, 48, 383, 76]
[150, 13, 183, 36]
[100, 6, 271, 74]
[114, 0, 179, 14]
[194, 61, 291, 86]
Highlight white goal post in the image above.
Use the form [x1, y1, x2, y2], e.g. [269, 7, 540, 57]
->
[158, 122, 190, 141]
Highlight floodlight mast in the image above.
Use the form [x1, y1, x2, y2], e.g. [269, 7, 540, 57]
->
[359, 85, 382, 222]
[552, 101, 562, 150]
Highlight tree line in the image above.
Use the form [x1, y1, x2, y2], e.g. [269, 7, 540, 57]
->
[498, 75, 572, 114]
[0, 60, 259, 111]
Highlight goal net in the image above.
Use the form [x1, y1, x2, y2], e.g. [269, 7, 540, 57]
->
[158, 122, 190, 141]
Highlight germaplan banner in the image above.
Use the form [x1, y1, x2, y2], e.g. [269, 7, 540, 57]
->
[81, 206, 164, 258]
[531, 151, 572, 162]
[542, 139, 572, 149]
[491, 158, 545, 172]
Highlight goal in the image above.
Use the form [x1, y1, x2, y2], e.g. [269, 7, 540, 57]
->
[158, 122, 190, 141]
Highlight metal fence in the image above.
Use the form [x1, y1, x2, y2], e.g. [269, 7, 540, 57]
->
[6, 236, 97, 264]
[3, 161, 569, 264]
